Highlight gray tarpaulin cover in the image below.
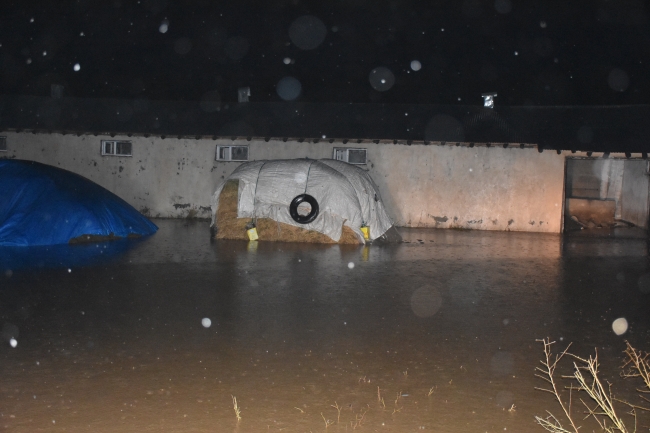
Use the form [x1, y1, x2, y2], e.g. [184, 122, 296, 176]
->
[210, 159, 394, 243]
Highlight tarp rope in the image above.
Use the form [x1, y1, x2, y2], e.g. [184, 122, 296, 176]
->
[304, 160, 316, 194]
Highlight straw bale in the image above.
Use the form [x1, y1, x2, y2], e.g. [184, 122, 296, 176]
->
[215, 180, 360, 244]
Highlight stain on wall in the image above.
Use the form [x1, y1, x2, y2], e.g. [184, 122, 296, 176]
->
[6, 133, 568, 231]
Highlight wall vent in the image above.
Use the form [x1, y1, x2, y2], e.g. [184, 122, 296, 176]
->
[101, 140, 132, 156]
[333, 147, 367, 165]
[216, 145, 249, 161]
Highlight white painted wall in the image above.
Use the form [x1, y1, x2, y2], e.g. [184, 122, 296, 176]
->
[369, 143, 566, 232]
[2, 132, 574, 232]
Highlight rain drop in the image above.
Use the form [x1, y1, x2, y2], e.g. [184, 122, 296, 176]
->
[638, 273, 650, 294]
[201, 318, 212, 328]
[608, 68, 629, 92]
[283, 57, 291, 65]
[9, 338, 17, 348]
[368, 67, 395, 92]
[410, 60, 422, 71]
[540, 21, 547, 28]
[494, 0, 512, 14]
[612, 318, 628, 335]
[174, 37, 193, 55]
[347, 262, 355, 269]
[73, 63, 80, 71]
[289, 15, 327, 50]
[224, 36, 249, 60]
[159, 20, 169, 34]
[276, 76, 302, 101]
[411, 286, 443, 318]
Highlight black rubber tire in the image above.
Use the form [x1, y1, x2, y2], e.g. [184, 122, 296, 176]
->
[289, 194, 319, 224]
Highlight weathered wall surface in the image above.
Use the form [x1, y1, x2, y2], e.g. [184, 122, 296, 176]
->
[368, 143, 566, 232]
[3, 132, 567, 232]
[3, 132, 221, 219]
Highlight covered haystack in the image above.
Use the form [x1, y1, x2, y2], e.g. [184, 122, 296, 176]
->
[0, 159, 157, 247]
[215, 180, 360, 244]
[210, 159, 399, 244]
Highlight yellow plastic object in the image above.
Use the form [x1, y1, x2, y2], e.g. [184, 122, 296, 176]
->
[247, 227, 259, 241]
[361, 245, 370, 262]
[360, 226, 370, 240]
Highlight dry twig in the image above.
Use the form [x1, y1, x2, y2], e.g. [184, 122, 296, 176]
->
[534, 338, 581, 433]
[232, 395, 242, 422]
[321, 412, 333, 428]
[331, 401, 342, 423]
[534, 339, 650, 433]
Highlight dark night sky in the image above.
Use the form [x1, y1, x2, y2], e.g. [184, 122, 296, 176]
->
[1, 0, 649, 106]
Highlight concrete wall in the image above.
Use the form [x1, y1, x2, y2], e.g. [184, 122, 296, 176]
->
[2, 132, 572, 232]
[369, 143, 565, 232]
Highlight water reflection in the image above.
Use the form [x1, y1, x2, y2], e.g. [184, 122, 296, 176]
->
[0, 220, 649, 432]
[0, 237, 148, 272]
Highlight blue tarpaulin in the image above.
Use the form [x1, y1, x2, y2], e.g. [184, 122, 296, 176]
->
[0, 160, 157, 246]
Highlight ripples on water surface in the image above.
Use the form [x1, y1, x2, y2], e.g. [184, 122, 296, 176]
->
[1, 220, 649, 432]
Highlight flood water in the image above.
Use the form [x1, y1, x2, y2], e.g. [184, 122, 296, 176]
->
[1, 220, 650, 433]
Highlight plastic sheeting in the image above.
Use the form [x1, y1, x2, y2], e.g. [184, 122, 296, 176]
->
[0, 160, 158, 247]
[210, 159, 395, 243]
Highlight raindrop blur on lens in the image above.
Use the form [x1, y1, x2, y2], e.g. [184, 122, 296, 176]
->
[608, 68, 629, 92]
[224, 37, 250, 60]
[369, 67, 395, 92]
[174, 37, 192, 55]
[490, 351, 514, 375]
[200, 91, 221, 113]
[289, 15, 327, 50]
[410, 285, 442, 318]
[496, 390, 514, 408]
[612, 317, 628, 335]
[494, 0, 512, 14]
[637, 274, 650, 294]
[276, 77, 302, 101]
[576, 125, 593, 144]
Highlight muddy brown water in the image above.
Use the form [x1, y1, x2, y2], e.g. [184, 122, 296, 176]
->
[1, 220, 650, 432]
